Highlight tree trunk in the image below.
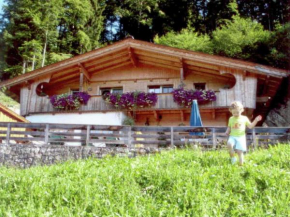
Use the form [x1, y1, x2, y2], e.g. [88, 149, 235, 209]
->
[32, 54, 36, 70]
[22, 61, 26, 74]
[42, 30, 48, 67]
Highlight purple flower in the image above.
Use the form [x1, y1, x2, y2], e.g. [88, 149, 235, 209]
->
[50, 92, 91, 110]
[172, 88, 216, 107]
[104, 91, 158, 110]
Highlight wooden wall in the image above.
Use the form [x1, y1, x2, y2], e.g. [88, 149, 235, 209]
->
[89, 63, 180, 94]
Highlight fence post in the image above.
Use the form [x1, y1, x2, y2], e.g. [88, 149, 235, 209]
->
[252, 128, 257, 149]
[5, 123, 11, 145]
[86, 125, 91, 146]
[212, 128, 217, 149]
[44, 124, 49, 145]
[171, 127, 174, 147]
[128, 126, 132, 149]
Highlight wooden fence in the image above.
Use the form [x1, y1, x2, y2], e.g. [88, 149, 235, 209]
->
[0, 122, 289, 149]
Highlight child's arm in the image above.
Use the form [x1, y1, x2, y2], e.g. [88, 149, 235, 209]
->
[225, 127, 231, 136]
[247, 115, 262, 129]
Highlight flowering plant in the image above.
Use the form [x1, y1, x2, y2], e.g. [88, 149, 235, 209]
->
[50, 92, 91, 110]
[172, 88, 216, 107]
[104, 91, 157, 110]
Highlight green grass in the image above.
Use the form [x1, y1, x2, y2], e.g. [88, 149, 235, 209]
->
[0, 145, 289, 217]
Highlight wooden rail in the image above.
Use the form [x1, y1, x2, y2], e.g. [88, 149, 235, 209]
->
[0, 122, 289, 148]
[28, 91, 254, 114]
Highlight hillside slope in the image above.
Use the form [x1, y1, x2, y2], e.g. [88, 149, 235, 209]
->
[0, 145, 289, 216]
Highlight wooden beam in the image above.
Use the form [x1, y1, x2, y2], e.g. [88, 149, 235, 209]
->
[78, 63, 91, 80]
[88, 55, 130, 72]
[212, 110, 216, 119]
[91, 61, 132, 75]
[180, 68, 184, 82]
[79, 68, 84, 92]
[243, 70, 249, 81]
[84, 48, 128, 67]
[138, 60, 180, 71]
[23, 80, 32, 90]
[256, 96, 271, 103]
[128, 47, 138, 67]
[138, 55, 181, 68]
[262, 75, 270, 95]
[49, 71, 80, 85]
[187, 69, 234, 81]
[85, 52, 129, 70]
[153, 110, 160, 121]
[180, 110, 184, 122]
[133, 48, 180, 62]
[180, 58, 185, 82]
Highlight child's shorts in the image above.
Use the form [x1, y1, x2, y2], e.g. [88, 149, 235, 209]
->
[228, 136, 247, 152]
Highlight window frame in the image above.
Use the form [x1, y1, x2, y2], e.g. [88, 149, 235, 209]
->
[100, 87, 123, 95]
[148, 85, 173, 94]
[194, 83, 206, 90]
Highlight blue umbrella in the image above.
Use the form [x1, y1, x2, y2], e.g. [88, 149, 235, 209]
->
[190, 100, 204, 136]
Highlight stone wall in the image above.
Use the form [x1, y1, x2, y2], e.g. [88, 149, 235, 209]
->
[265, 100, 290, 127]
[0, 144, 161, 168]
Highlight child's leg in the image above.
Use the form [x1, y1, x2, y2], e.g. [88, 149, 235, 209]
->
[227, 137, 236, 164]
[237, 150, 244, 166]
[227, 138, 235, 158]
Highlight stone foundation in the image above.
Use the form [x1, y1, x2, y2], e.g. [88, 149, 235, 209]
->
[0, 144, 162, 168]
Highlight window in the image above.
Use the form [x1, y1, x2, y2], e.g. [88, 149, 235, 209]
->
[162, 86, 173, 93]
[36, 82, 48, 97]
[100, 87, 123, 95]
[194, 83, 206, 90]
[70, 89, 80, 95]
[148, 85, 173, 93]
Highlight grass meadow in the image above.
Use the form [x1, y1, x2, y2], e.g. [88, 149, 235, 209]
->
[0, 144, 289, 217]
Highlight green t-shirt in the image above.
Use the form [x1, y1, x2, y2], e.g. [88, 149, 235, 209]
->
[228, 115, 251, 137]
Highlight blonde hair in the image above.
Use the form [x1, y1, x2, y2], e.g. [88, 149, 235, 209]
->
[229, 101, 244, 112]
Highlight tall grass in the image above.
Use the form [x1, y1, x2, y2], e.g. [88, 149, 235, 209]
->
[0, 145, 289, 217]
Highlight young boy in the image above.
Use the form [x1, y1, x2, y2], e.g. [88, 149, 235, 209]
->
[225, 101, 262, 166]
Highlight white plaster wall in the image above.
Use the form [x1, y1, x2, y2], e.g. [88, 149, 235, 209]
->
[26, 112, 126, 125]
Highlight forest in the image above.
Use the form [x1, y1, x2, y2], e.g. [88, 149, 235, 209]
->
[0, 0, 289, 81]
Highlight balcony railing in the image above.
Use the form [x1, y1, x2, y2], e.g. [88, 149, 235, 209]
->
[27, 90, 255, 114]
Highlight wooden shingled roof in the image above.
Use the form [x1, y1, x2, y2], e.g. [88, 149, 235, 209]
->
[0, 38, 289, 99]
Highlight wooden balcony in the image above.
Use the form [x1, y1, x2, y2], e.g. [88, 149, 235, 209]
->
[28, 89, 256, 115]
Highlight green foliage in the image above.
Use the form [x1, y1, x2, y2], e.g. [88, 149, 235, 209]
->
[48, 53, 72, 65]
[0, 91, 19, 109]
[212, 15, 271, 59]
[0, 0, 289, 78]
[0, 0, 106, 78]
[154, 29, 214, 54]
[0, 144, 289, 216]
[122, 116, 135, 126]
[266, 23, 290, 69]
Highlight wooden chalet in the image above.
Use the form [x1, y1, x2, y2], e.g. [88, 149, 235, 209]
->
[0, 38, 289, 126]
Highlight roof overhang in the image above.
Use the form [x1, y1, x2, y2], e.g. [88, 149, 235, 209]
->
[0, 38, 289, 95]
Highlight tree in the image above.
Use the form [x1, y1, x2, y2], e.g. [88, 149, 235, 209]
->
[154, 29, 213, 54]
[0, 0, 106, 80]
[266, 23, 290, 69]
[212, 16, 271, 59]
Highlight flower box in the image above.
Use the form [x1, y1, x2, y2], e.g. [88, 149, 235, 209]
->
[172, 88, 216, 107]
[50, 92, 91, 110]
